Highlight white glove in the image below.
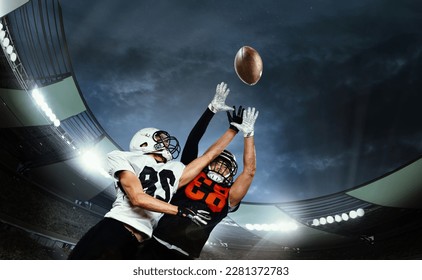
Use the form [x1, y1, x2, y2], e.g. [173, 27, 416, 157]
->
[230, 107, 259, 137]
[208, 82, 234, 113]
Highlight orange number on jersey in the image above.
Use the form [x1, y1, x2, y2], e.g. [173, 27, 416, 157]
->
[185, 172, 230, 212]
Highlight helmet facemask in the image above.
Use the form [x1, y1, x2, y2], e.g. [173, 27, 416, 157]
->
[129, 128, 180, 161]
[206, 150, 238, 185]
[151, 130, 181, 161]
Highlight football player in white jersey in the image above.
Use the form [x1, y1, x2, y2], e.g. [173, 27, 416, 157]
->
[69, 94, 239, 259]
[136, 83, 258, 259]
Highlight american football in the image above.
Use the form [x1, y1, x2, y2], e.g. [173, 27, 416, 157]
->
[234, 46, 263, 86]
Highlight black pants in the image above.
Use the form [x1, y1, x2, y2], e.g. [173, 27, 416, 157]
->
[68, 218, 140, 260]
[136, 237, 194, 260]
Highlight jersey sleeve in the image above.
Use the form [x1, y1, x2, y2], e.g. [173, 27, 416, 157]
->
[107, 150, 136, 179]
[180, 107, 215, 165]
[172, 162, 186, 194]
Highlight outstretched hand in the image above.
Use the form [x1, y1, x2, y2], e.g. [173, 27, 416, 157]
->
[227, 105, 244, 132]
[230, 107, 259, 137]
[208, 82, 234, 113]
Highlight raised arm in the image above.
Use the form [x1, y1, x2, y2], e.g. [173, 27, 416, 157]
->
[180, 108, 214, 165]
[228, 107, 259, 207]
[179, 127, 238, 187]
[181, 82, 233, 165]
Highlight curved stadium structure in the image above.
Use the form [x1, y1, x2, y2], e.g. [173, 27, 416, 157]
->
[1, 0, 422, 260]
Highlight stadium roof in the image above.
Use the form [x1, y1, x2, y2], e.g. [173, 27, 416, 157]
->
[1, 0, 421, 254]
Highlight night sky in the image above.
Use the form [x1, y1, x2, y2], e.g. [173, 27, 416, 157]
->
[59, 0, 422, 203]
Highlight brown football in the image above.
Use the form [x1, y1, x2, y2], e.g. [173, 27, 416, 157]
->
[234, 46, 263, 86]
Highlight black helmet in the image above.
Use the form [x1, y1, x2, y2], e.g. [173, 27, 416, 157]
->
[206, 150, 238, 185]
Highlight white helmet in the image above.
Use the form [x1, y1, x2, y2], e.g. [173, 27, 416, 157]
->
[129, 127, 180, 161]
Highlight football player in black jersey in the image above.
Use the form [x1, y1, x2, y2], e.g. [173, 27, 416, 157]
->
[136, 82, 258, 259]
[68, 101, 242, 259]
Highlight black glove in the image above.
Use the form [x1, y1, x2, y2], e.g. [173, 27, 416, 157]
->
[227, 105, 244, 132]
[230, 107, 259, 137]
[177, 207, 211, 226]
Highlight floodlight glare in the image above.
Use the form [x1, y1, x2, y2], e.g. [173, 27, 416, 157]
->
[32, 89, 44, 103]
[6, 45, 13, 54]
[270, 223, 280, 231]
[335, 214, 342, 222]
[327, 216, 334, 224]
[357, 208, 365, 217]
[312, 219, 320, 226]
[342, 213, 349, 221]
[319, 217, 327, 225]
[40, 101, 49, 112]
[246, 222, 298, 232]
[0, 30, 5, 40]
[53, 119, 60, 127]
[245, 224, 254, 230]
[254, 224, 263, 231]
[2, 37, 9, 47]
[262, 224, 271, 231]
[79, 149, 112, 179]
[48, 113, 57, 122]
[284, 222, 298, 231]
[10, 52, 17, 62]
[349, 210, 358, 219]
[44, 106, 53, 116]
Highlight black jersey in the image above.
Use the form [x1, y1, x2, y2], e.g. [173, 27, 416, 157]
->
[153, 170, 236, 258]
[152, 106, 240, 258]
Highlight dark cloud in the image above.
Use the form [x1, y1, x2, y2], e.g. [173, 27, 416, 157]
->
[61, 0, 422, 202]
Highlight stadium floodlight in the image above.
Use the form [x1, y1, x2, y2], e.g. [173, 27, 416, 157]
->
[0, 30, 5, 40]
[79, 148, 111, 179]
[10, 52, 16, 62]
[282, 222, 298, 232]
[261, 224, 271, 231]
[270, 223, 280, 231]
[2, 37, 9, 47]
[32, 88, 43, 103]
[245, 222, 297, 232]
[32, 88, 61, 127]
[310, 208, 366, 228]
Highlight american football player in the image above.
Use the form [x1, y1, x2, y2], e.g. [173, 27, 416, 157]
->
[68, 118, 240, 259]
[137, 82, 258, 259]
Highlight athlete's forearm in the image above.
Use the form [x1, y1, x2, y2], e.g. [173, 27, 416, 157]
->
[242, 136, 256, 178]
[181, 108, 215, 165]
[229, 136, 256, 206]
[179, 128, 237, 187]
[204, 128, 237, 157]
[119, 171, 178, 215]
[133, 192, 179, 215]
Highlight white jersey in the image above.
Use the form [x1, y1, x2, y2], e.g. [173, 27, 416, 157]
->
[105, 150, 185, 238]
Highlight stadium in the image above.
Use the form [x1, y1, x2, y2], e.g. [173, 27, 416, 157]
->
[1, 0, 422, 260]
